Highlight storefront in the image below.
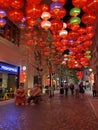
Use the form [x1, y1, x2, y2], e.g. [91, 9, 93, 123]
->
[0, 61, 20, 92]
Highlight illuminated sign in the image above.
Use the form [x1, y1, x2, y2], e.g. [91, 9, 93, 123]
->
[0, 62, 18, 74]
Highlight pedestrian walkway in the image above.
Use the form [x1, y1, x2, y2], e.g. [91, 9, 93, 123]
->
[85, 90, 98, 120]
[0, 92, 98, 130]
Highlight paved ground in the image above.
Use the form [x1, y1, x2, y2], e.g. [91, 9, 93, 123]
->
[0, 92, 98, 130]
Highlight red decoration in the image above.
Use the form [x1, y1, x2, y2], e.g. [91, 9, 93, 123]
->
[0, 0, 11, 8]
[78, 27, 86, 34]
[82, 0, 98, 13]
[11, 0, 24, 9]
[68, 31, 79, 40]
[51, 8, 66, 19]
[8, 9, 23, 22]
[26, 0, 41, 4]
[72, 0, 88, 8]
[86, 26, 94, 33]
[26, 4, 42, 18]
[82, 13, 96, 25]
[76, 71, 84, 79]
[27, 18, 37, 27]
[50, 19, 63, 32]
[41, 4, 49, 11]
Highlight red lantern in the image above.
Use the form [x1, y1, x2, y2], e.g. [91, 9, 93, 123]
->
[26, 4, 42, 18]
[10, 0, 24, 9]
[8, 9, 23, 22]
[41, 4, 49, 12]
[82, 40, 93, 47]
[78, 27, 86, 34]
[76, 71, 84, 79]
[0, 0, 11, 8]
[72, 0, 88, 8]
[50, 19, 63, 32]
[26, 0, 41, 4]
[86, 26, 94, 33]
[87, 32, 94, 39]
[51, 8, 66, 19]
[27, 18, 37, 27]
[83, 0, 98, 13]
[68, 31, 79, 40]
[82, 13, 96, 25]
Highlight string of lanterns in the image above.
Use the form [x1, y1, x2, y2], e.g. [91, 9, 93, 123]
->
[0, 0, 97, 70]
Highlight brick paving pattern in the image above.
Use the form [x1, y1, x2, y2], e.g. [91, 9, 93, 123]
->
[0, 94, 98, 130]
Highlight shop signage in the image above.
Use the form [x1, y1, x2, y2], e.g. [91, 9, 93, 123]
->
[0, 62, 18, 74]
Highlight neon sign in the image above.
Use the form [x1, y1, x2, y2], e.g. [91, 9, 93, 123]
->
[0, 63, 18, 74]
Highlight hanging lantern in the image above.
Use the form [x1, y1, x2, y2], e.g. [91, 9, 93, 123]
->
[87, 32, 94, 39]
[41, 11, 51, 20]
[10, 0, 24, 9]
[8, 9, 23, 22]
[86, 50, 91, 54]
[50, 1, 63, 14]
[82, 13, 96, 25]
[59, 30, 68, 38]
[26, 0, 41, 4]
[72, 0, 88, 8]
[51, 8, 66, 19]
[86, 26, 94, 33]
[0, 10, 6, 18]
[67, 22, 80, 31]
[63, 22, 67, 29]
[41, 20, 51, 30]
[26, 4, 42, 18]
[70, 16, 81, 25]
[68, 31, 79, 40]
[82, 0, 98, 13]
[78, 27, 86, 34]
[0, 18, 6, 27]
[0, 0, 11, 8]
[50, 19, 63, 32]
[27, 18, 37, 27]
[41, 4, 49, 12]
[70, 7, 81, 17]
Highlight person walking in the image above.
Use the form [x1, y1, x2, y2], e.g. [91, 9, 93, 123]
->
[64, 83, 69, 96]
[92, 83, 97, 97]
[79, 82, 85, 99]
[74, 84, 79, 98]
[69, 83, 74, 95]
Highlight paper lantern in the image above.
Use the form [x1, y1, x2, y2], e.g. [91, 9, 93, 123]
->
[26, 4, 42, 18]
[41, 11, 51, 20]
[82, 13, 96, 25]
[41, 4, 49, 11]
[0, 18, 6, 27]
[11, 0, 24, 9]
[59, 30, 68, 38]
[70, 17, 81, 25]
[27, 18, 37, 27]
[8, 9, 23, 22]
[50, 19, 63, 32]
[41, 20, 51, 30]
[72, 0, 88, 8]
[50, 1, 63, 14]
[70, 7, 81, 17]
[0, 10, 6, 18]
[0, 0, 11, 8]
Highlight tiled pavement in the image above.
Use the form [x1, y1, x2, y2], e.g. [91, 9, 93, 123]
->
[0, 92, 98, 130]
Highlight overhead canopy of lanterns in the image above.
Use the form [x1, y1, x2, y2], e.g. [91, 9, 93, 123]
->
[0, 0, 97, 71]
